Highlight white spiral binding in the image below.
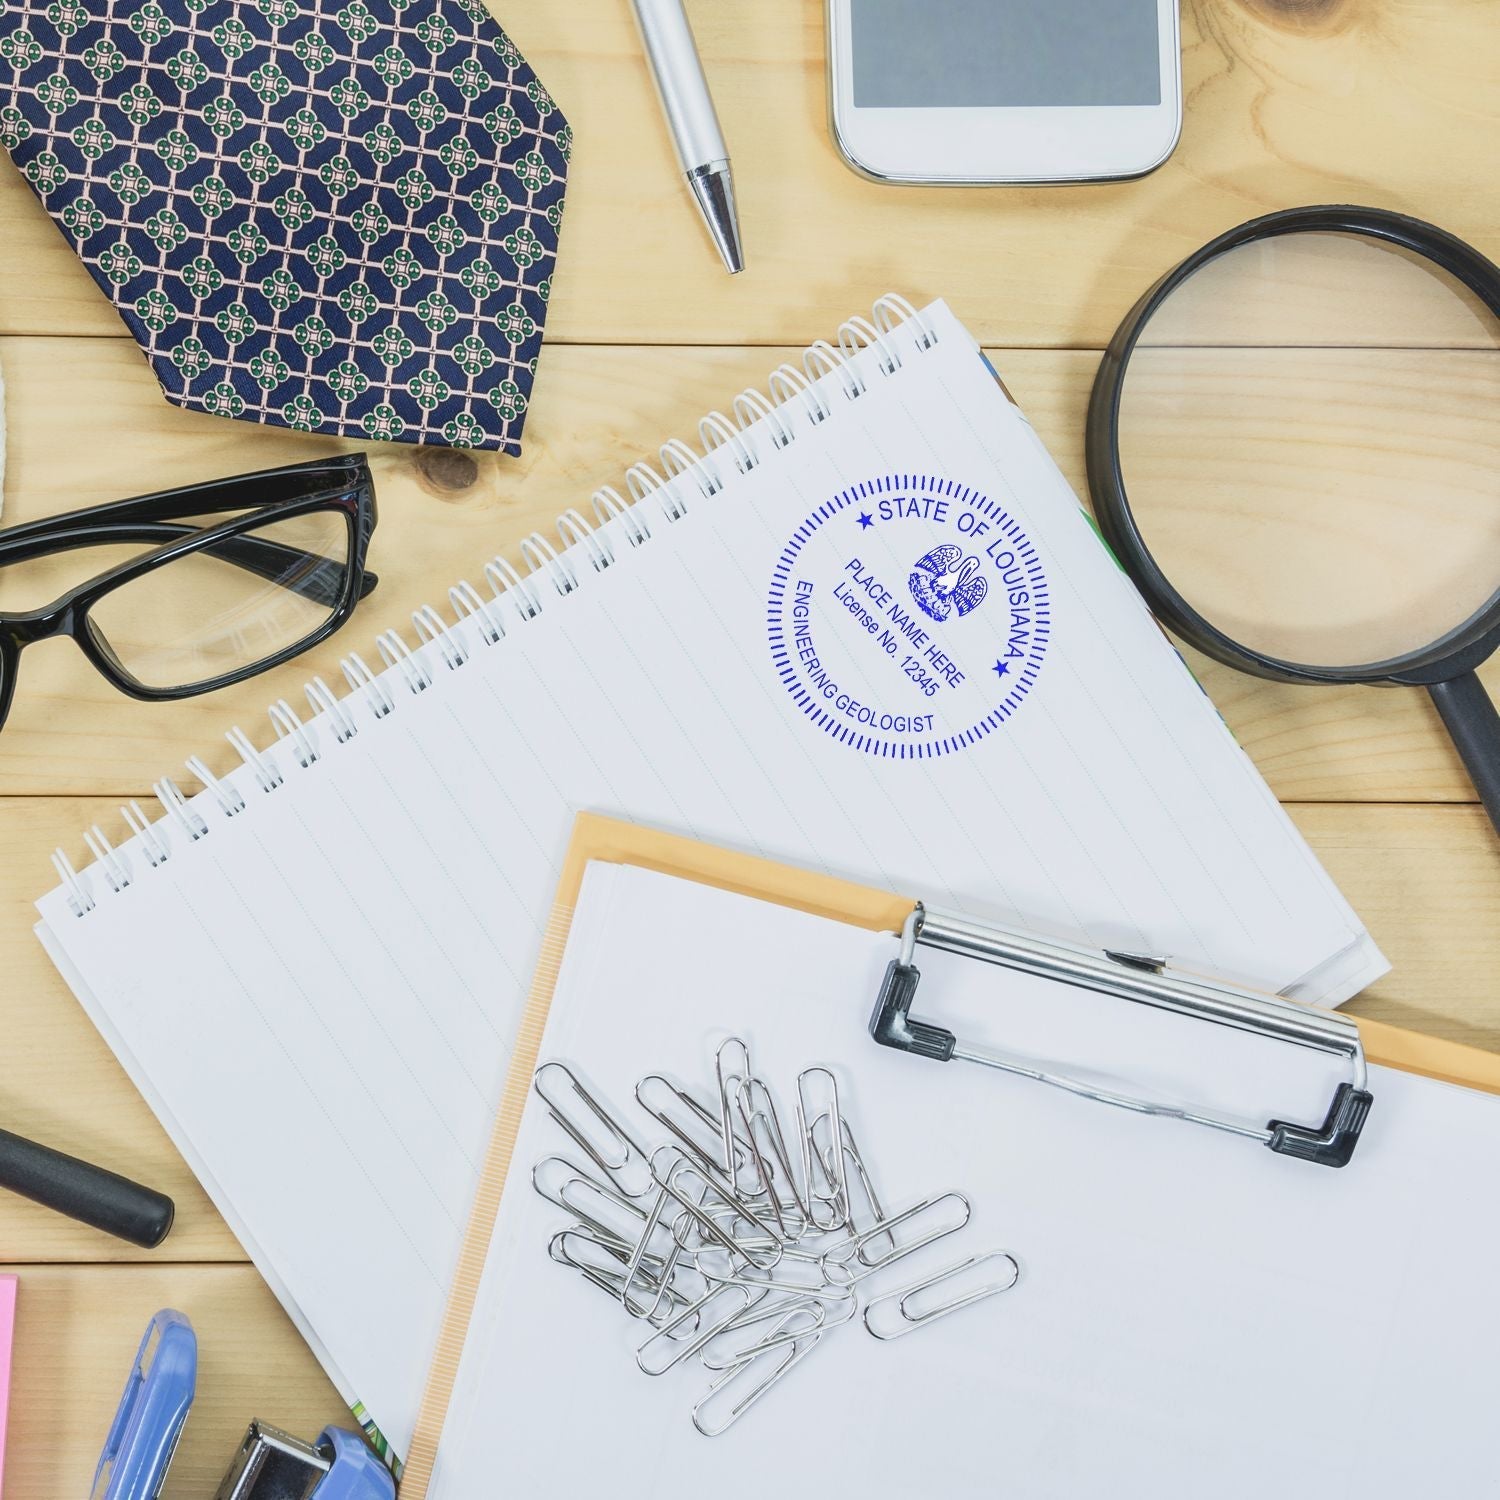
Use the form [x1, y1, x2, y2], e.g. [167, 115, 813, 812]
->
[873, 293, 937, 349]
[186, 754, 247, 816]
[805, 338, 863, 399]
[768, 363, 829, 425]
[518, 533, 577, 596]
[227, 726, 282, 793]
[52, 850, 93, 916]
[484, 552, 542, 621]
[699, 411, 754, 475]
[342, 652, 395, 718]
[734, 388, 792, 449]
[154, 777, 208, 840]
[627, 460, 683, 522]
[377, 628, 433, 695]
[594, 485, 649, 547]
[449, 579, 507, 643]
[840, 314, 901, 375]
[306, 676, 358, 742]
[55, 295, 933, 913]
[269, 699, 319, 767]
[661, 437, 722, 498]
[83, 826, 130, 892]
[121, 801, 170, 867]
[414, 603, 467, 669]
[555, 508, 612, 572]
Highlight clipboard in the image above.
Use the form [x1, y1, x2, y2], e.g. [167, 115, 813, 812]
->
[397, 813, 1500, 1495]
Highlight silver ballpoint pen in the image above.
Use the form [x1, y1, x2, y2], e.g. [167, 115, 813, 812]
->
[628, 0, 745, 274]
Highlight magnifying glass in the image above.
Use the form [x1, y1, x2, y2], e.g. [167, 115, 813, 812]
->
[1086, 206, 1500, 834]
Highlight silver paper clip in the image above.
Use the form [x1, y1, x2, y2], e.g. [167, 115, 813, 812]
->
[534, 1063, 655, 1196]
[795, 1067, 848, 1231]
[714, 1037, 753, 1183]
[734, 1077, 810, 1240]
[691, 1311, 823, 1437]
[548, 1228, 699, 1328]
[637, 1283, 761, 1376]
[531, 1156, 655, 1249]
[811, 1114, 889, 1254]
[637, 1074, 758, 1192]
[652, 1148, 784, 1271]
[820, 1191, 971, 1284]
[535, 1042, 1030, 1438]
[863, 1248, 1021, 1341]
[699, 1288, 856, 1371]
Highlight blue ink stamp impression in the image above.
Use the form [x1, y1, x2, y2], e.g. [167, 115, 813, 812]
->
[767, 475, 1051, 757]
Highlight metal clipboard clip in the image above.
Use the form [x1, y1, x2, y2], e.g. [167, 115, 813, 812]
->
[870, 905, 1373, 1168]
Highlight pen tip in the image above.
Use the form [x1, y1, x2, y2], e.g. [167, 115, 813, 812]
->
[687, 164, 744, 276]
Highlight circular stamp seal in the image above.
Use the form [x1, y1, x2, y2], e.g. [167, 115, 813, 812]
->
[767, 475, 1050, 758]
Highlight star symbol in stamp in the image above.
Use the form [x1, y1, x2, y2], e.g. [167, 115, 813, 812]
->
[856, 512, 874, 529]
[992, 660, 1010, 677]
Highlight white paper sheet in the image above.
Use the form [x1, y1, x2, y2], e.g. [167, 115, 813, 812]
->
[34, 301, 1383, 1450]
[432, 864, 1498, 1499]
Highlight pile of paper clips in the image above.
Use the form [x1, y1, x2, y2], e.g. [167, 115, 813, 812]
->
[531, 1037, 1021, 1436]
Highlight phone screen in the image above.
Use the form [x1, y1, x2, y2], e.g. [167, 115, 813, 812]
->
[851, 0, 1161, 109]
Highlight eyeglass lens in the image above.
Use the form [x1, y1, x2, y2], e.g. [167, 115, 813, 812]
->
[1115, 231, 1500, 671]
[84, 508, 353, 692]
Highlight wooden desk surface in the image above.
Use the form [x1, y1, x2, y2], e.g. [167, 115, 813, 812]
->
[2, 1, 1498, 1492]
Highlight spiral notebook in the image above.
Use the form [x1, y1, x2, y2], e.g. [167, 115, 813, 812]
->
[33, 296, 1385, 1459]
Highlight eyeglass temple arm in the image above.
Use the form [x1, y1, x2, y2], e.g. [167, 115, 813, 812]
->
[7, 458, 370, 533]
[0, 455, 371, 555]
[0, 520, 378, 608]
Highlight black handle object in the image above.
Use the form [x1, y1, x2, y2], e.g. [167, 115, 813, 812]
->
[1265, 1083, 1374, 1168]
[0, 1126, 175, 1247]
[868, 959, 957, 1061]
[1428, 671, 1500, 837]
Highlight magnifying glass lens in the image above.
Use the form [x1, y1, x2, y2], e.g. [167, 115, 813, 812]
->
[1116, 232, 1500, 670]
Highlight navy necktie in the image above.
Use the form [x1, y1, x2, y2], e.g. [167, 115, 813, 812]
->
[0, 0, 568, 453]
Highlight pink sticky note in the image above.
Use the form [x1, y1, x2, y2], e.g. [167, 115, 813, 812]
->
[0, 1274, 15, 1500]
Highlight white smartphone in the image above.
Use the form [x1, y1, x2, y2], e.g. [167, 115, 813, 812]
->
[827, 0, 1182, 185]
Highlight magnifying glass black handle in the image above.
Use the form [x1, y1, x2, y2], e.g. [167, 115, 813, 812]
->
[1428, 673, 1500, 838]
[0, 1126, 175, 1248]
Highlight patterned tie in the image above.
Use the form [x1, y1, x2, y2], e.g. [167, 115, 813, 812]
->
[0, 0, 568, 453]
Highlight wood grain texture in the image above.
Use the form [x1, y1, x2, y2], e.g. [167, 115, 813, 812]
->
[1, 1264, 345, 1499]
[1295, 803, 1500, 1050]
[0, 0, 1495, 344]
[0, 335, 1495, 804]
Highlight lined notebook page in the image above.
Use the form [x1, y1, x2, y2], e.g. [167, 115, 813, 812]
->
[34, 300, 1382, 1453]
[432, 863, 1499, 1500]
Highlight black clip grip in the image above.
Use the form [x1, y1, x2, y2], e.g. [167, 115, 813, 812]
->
[869, 959, 956, 1062]
[1266, 1082, 1373, 1168]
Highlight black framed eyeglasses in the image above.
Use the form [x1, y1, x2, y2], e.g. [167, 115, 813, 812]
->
[0, 455, 378, 734]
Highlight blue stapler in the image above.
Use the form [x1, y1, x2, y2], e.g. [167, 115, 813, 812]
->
[92, 1310, 395, 1500]
[91, 1309, 197, 1500]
